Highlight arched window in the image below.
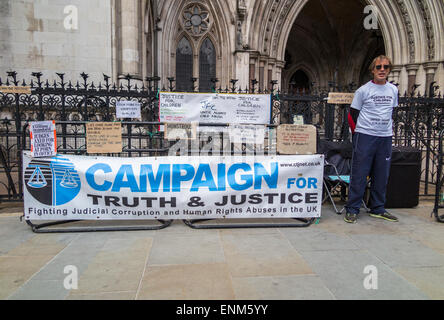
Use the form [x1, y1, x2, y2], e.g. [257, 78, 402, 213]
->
[199, 38, 216, 92]
[176, 37, 193, 91]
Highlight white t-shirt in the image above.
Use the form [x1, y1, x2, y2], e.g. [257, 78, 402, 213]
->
[351, 81, 398, 137]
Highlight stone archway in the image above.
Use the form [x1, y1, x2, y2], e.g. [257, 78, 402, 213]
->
[281, 0, 387, 90]
[262, 0, 414, 91]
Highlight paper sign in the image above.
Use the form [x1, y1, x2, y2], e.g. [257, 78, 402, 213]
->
[293, 115, 304, 125]
[164, 122, 197, 140]
[229, 124, 265, 144]
[0, 86, 32, 94]
[30, 121, 57, 157]
[86, 122, 122, 154]
[327, 92, 355, 104]
[277, 124, 317, 155]
[159, 92, 271, 125]
[116, 101, 141, 119]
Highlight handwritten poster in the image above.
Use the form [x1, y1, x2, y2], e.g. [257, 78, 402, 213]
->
[277, 124, 317, 155]
[116, 101, 141, 119]
[327, 92, 355, 104]
[30, 121, 57, 157]
[159, 92, 271, 125]
[164, 122, 197, 140]
[86, 122, 122, 154]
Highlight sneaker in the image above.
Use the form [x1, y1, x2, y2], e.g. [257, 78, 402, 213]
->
[344, 212, 357, 224]
[369, 211, 398, 222]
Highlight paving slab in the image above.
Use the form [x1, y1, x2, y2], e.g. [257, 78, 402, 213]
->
[349, 234, 444, 268]
[220, 230, 313, 277]
[298, 249, 429, 300]
[231, 275, 335, 300]
[136, 263, 235, 300]
[0, 201, 443, 300]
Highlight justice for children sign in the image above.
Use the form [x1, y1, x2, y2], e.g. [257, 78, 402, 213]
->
[159, 92, 271, 125]
[23, 152, 324, 220]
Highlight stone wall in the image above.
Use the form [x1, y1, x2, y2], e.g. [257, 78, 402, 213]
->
[0, 0, 113, 84]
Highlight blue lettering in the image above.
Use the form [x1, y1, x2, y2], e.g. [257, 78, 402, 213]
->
[190, 164, 217, 191]
[139, 164, 171, 192]
[308, 178, 318, 189]
[254, 162, 278, 189]
[172, 164, 195, 192]
[217, 163, 226, 191]
[112, 165, 140, 192]
[227, 163, 252, 191]
[296, 178, 306, 188]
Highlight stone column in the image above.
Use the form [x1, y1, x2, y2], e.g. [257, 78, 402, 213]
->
[405, 63, 420, 95]
[233, 52, 248, 89]
[274, 61, 286, 91]
[119, 0, 141, 77]
[388, 65, 402, 86]
[423, 62, 439, 96]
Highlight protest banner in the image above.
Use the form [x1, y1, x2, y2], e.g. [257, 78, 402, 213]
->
[159, 92, 271, 125]
[23, 152, 324, 220]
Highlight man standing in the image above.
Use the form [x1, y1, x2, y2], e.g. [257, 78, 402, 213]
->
[344, 55, 399, 223]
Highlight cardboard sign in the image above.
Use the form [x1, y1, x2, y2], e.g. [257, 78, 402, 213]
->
[164, 122, 197, 140]
[277, 124, 317, 155]
[116, 101, 141, 119]
[86, 122, 122, 154]
[0, 86, 32, 94]
[30, 121, 57, 157]
[327, 92, 355, 104]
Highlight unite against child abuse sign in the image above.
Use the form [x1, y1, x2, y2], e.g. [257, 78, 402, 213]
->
[23, 152, 324, 220]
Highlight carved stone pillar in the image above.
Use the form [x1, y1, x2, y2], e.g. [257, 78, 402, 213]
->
[423, 62, 439, 96]
[406, 63, 420, 95]
[119, 0, 141, 77]
[388, 65, 402, 85]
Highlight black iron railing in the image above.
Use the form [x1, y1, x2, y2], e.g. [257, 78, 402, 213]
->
[1, 71, 443, 202]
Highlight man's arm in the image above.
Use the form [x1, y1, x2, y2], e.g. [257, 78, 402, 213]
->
[348, 107, 360, 134]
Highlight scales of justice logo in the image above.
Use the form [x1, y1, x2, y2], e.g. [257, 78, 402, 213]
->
[25, 156, 81, 206]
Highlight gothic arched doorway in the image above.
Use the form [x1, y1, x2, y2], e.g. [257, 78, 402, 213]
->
[288, 69, 310, 94]
[282, 0, 386, 91]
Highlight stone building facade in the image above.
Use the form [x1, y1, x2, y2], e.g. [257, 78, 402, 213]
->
[1, 0, 443, 95]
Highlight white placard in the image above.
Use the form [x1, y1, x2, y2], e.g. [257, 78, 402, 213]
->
[159, 92, 271, 125]
[23, 152, 324, 220]
[116, 101, 141, 119]
[229, 124, 266, 144]
[30, 121, 57, 158]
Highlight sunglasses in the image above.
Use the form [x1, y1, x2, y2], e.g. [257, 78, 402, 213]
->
[375, 64, 390, 70]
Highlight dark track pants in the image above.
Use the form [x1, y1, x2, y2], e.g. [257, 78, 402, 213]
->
[345, 132, 392, 215]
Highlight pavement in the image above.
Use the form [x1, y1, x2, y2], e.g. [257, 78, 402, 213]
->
[0, 200, 443, 300]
